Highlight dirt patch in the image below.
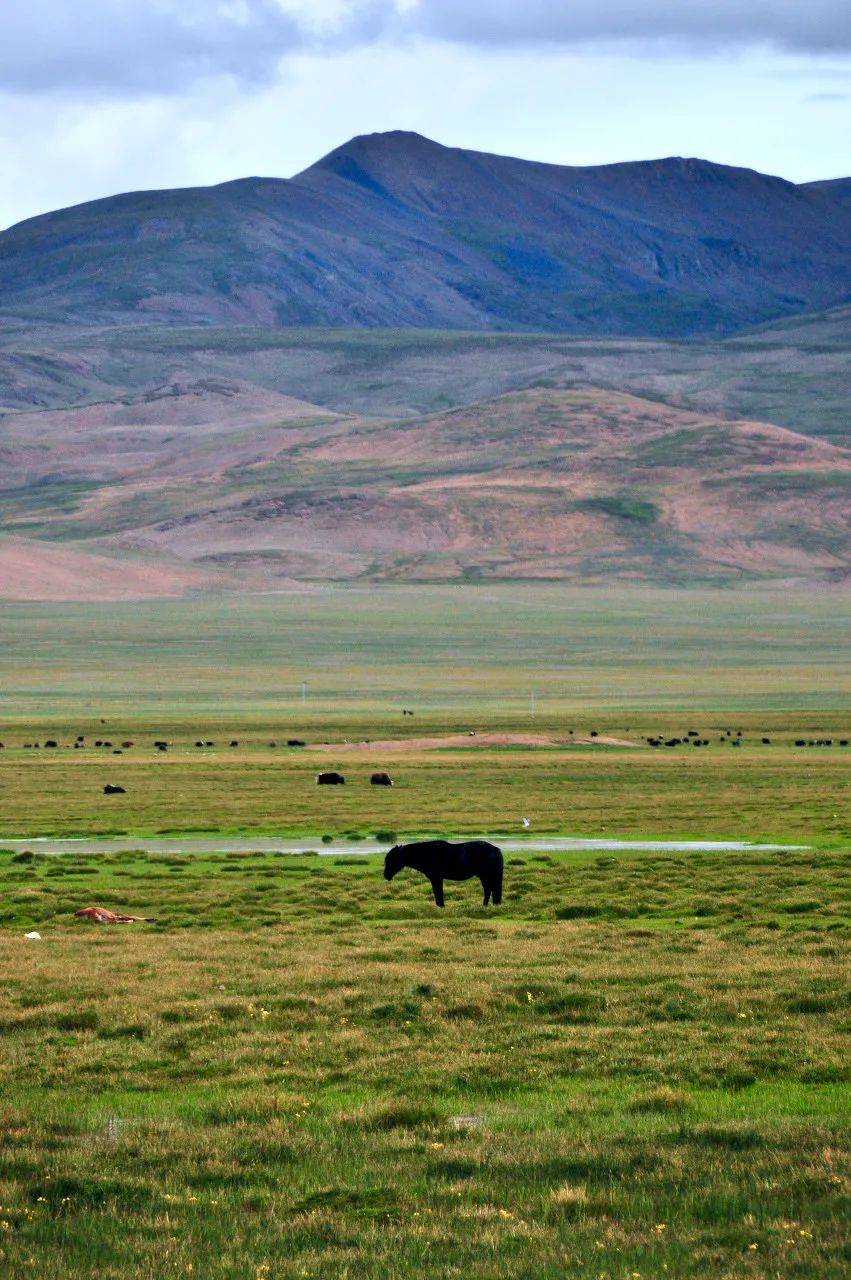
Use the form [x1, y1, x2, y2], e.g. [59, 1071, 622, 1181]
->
[308, 732, 640, 752]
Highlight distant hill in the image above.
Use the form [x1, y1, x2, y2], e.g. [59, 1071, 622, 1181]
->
[1, 306, 849, 444]
[2, 382, 848, 596]
[2, 131, 851, 338]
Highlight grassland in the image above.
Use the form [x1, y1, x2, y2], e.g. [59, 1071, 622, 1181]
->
[0, 846, 848, 1278]
[0, 583, 844, 844]
[2, 586, 849, 716]
[1, 585, 848, 1276]
[1, 587, 849, 845]
[2, 729, 851, 846]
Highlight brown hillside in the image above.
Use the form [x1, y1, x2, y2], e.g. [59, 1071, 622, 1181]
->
[0, 385, 848, 594]
[0, 538, 218, 602]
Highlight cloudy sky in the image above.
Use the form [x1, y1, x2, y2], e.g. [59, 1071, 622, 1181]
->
[1, 0, 849, 229]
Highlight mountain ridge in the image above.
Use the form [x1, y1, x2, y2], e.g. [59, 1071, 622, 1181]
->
[1, 131, 850, 338]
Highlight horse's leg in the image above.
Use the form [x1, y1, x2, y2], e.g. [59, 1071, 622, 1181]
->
[430, 877, 445, 908]
[491, 864, 503, 906]
[481, 876, 491, 906]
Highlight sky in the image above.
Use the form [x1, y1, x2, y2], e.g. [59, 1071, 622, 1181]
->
[1, 0, 849, 230]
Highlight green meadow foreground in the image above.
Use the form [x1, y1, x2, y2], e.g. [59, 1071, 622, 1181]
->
[0, 587, 848, 1276]
[0, 848, 849, 1279]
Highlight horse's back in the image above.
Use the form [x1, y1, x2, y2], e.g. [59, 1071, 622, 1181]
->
[461, 839, 502, 862]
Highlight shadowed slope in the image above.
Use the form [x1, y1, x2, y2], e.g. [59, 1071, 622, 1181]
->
[2, 132, 850, 337]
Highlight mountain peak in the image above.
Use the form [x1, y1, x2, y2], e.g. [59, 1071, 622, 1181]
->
[2, 132, 850, 337]
[297, 130, 455, 189]
[312, 129, 449, 161]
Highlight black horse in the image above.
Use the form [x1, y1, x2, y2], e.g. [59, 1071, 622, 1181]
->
[384, 839, 503, 907]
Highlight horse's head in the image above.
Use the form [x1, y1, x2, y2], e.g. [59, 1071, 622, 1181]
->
[384, 845, 406, 881]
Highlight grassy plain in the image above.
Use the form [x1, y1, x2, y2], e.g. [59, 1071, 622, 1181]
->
[0, 847, 848, 1278]
[2, 586, 850, 717]
[1, 586, 848, 1277]
[1, 587, 849, 844]
[1, 733, 850, 846]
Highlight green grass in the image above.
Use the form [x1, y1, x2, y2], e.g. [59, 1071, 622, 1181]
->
[575, 494, 659, 522]
[704, 470, 851, 494]
[1, 586, 849, 716]
[0, 846, 847, 1278]
[0, 588, 849, 844]
[0, 586, 848, 1275]
[0, 728, 850, 844]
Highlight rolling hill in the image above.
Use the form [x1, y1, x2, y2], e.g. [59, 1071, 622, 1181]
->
[1, 381, 848, 596]
[1, 131, 850, 338]
[1, 305, 849, 444]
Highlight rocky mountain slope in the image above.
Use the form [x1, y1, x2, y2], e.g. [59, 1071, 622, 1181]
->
[2, 131, 850, 338]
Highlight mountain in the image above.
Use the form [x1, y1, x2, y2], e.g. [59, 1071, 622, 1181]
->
[2, 380, 849, 597]
[2, 132, 851, 338]
[805, 177, 851, 207]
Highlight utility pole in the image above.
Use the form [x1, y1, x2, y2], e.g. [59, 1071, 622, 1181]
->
[301, 681, 307, 705]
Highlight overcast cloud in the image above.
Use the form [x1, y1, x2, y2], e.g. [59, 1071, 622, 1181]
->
[409, 1, 851, 57]
[1, 1, 850, 99]
[0, 0, 387, 95]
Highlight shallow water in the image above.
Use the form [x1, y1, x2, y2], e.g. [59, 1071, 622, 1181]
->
[1, 835, 808, 856]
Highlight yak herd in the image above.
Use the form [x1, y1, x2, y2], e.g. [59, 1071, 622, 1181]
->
[2, 732, 848, 753]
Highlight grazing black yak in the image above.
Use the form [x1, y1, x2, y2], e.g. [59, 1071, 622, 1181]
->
[384, 839, 503, 908]
[317, 771, 345, 785]
[371, 772, 393, 786]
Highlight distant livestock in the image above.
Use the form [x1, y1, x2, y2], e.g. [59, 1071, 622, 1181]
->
[371, 772, 394, 786]
[103, 784, 126, 795]
[317, 772, 345, 785]
[288, 739, 306, 747]
[384, 839, 503, 908]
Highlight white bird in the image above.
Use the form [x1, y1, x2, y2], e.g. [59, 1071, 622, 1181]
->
[521, 817, 530, 829]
